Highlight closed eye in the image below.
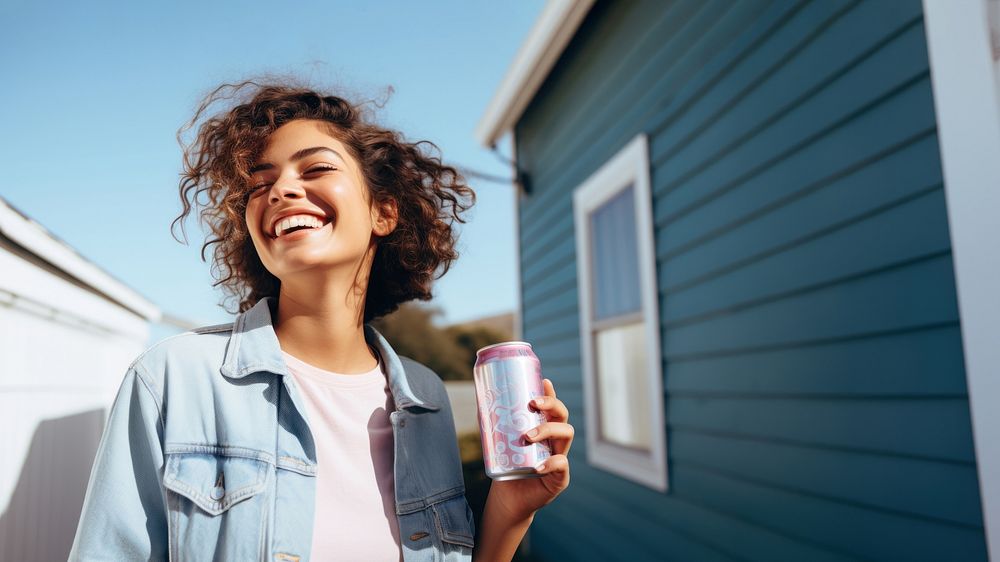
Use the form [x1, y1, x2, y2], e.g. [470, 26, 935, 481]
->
[305, 165, 337, 174]
[248, 166, 336, 195]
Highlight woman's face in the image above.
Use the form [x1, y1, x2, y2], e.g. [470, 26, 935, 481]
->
[244, 119, 392, 282]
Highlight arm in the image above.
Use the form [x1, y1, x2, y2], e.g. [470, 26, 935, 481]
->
[472, 489, 535, 561]
[69, 362, 168, 561]
[472, 378, 574, 562]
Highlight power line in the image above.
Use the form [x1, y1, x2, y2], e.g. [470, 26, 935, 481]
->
[456, 166, 517, 185]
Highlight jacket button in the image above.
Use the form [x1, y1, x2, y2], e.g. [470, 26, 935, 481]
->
[409, 532, 429, 541]
[399, 419, 406, 427]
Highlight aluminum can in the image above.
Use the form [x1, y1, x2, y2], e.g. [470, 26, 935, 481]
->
[473, 341, 552, 480]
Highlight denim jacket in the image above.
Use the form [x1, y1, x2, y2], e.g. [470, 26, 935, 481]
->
[69, 296, 475, 561]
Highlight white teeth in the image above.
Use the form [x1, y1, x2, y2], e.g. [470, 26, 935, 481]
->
[274, 214, 326, 237]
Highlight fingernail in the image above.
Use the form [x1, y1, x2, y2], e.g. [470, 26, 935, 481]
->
[534, 460, 546, 471]
[533, 397, 544, 406]
[527, 428, 539, 438]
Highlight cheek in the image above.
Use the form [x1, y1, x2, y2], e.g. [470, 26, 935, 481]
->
[327, 188, 372, 230]
[244, 201, 262, 234]
[330, 178, 368, 203]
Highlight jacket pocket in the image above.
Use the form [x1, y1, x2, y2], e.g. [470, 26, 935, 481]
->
[431, 494, 476, 549]
[163, 450, 268, 516]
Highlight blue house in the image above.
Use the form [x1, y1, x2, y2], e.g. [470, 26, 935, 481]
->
[475, 1, 1000, 560]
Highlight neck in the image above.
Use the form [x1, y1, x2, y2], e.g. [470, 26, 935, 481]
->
[272, 266, 378, 374]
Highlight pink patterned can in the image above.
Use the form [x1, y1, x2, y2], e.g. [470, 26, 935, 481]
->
[473, 341, 552, 480]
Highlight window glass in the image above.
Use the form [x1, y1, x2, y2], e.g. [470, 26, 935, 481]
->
[594, 321, 652, 450]
[589, 184, 641, 320]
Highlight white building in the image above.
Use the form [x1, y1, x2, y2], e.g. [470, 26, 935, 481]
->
[0, 196, 161, 561]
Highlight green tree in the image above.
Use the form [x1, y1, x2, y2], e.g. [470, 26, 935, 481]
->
[371, 303, 471, 380]
[446, 325, 512, 377]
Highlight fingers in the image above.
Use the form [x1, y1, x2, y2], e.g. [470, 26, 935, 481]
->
[535, 454, 570, 490]
[543, 378, 557, 398]
[536, 453, 569, 474]
[525, 421, 574, 455]
[530, 394, 569, 422]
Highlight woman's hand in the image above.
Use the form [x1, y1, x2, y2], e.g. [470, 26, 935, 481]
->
[487, 378, 573, 521]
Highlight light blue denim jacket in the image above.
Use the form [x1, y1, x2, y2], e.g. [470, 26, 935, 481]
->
[69, 296, 475, 561]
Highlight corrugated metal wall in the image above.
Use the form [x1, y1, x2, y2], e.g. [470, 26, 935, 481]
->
[514, 0, 987, 559]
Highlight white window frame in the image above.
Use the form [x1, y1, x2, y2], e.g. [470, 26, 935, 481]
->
[924, 1, 1000, 557]
[572, 133, 667, 492]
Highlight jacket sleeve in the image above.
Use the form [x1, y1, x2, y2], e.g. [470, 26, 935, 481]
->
[69, 361, 168, 561]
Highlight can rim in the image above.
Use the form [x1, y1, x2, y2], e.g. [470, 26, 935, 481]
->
[476, 341, 533, 355]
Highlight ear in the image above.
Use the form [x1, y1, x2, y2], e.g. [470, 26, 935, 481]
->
[372, 198, 398, 237]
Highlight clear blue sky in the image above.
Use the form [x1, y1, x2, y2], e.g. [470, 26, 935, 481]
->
[0, 0, 542, 345]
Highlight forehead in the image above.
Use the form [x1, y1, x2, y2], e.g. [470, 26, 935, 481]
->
[257, 119, 350, 160]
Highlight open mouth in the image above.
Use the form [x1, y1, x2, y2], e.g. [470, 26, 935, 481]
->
[269, 214, 334, 240]
[273, 220, 332, 241]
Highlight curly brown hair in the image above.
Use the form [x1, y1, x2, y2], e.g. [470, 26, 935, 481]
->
[171, 78, 476, 322]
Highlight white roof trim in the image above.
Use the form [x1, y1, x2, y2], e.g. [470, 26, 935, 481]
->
[475, 0, 595, 147]
[0, 197, 161, 321]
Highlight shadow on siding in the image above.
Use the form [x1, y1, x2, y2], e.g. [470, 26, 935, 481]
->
[0, 409, 105, 562]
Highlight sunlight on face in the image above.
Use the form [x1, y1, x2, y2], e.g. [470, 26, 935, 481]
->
[243, 119, 383, 282]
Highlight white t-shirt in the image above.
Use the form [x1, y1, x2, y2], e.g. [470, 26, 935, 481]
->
[282, 347, 403, 562]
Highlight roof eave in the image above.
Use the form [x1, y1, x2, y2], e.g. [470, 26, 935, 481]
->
[475, 0, 595, 148]
[0, 197, 162, 322]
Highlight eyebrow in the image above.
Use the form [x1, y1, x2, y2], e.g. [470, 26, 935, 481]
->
[249, 146, 345, 174]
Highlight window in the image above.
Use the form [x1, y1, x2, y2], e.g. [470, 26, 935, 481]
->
[572, 133, 667, 491]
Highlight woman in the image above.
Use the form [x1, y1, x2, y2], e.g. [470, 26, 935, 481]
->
[68, 81, 573, 561]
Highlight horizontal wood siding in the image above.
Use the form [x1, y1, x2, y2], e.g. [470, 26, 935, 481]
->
[514, 0, 987, 559]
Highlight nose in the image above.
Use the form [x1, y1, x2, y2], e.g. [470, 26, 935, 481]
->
[268, 176, 306, 203]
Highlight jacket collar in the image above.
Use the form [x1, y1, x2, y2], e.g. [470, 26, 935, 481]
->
[220, 296, 439, 410]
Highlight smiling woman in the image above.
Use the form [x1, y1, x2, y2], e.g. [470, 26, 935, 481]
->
[241, 119, 400, 317]
[170, 80, 476, 323]
[68, 77, 574, 562]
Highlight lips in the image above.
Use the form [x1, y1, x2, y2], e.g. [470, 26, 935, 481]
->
[266, 210, 334, 239]
[273, 220, 332, 242]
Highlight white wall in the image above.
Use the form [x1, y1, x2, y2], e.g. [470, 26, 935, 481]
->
[0, 248, 152, 561]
